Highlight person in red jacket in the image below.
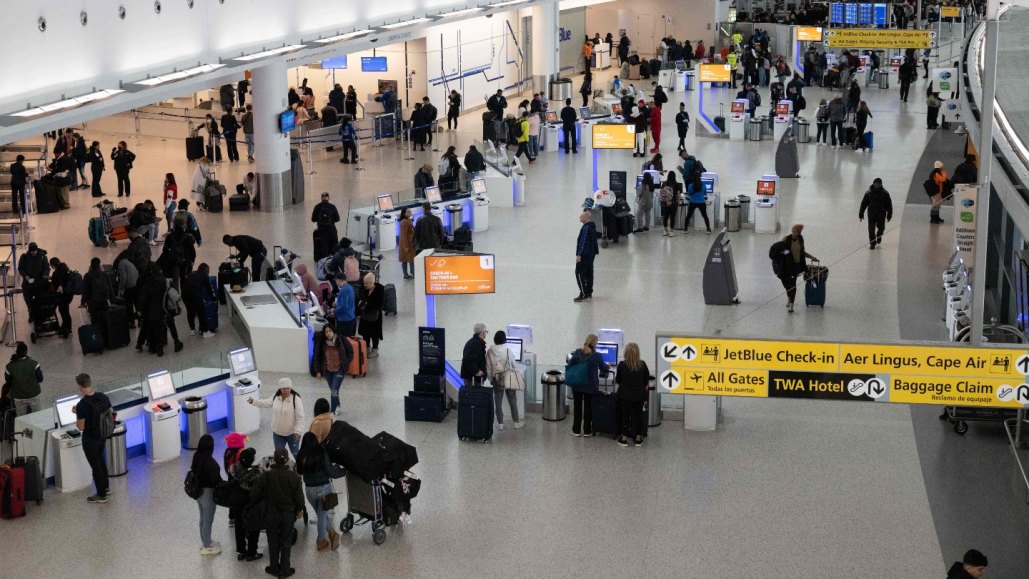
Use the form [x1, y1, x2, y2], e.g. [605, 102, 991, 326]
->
[695, 41, 705, 61]
[649, 103, 662, 153]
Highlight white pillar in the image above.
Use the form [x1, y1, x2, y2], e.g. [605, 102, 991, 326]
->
[531, 0, 560, 94]
[250, 59, 292, 213]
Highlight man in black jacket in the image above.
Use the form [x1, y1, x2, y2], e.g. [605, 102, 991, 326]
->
[486, 90, 507, 144]
[8, 155, 27, 214]
[421, 97, 438, 148]
[223, 234, 268, 281]
[859, 178, 893, 250]
[221, 112, 240, 162]
[574, 212, 599, 302]
[460, 323, 488, 386]
[18, 242, 49, 323]
[110, 141, 135, 197]
[311, 193, 341, 261]
[560, 98, 578, 154]
[135, 262, 168, 356]
[952, 154, 979, 185]
[251, 448, 304, 578]
[121, 230, 152, 274]
[464, 145, 486, 174]
[413, 202, 446, 252]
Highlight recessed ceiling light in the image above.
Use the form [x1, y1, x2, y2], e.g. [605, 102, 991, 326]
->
[380, 17, 432, 30]
[316, 30, 373, 43]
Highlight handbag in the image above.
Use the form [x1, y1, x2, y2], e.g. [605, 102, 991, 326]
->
[322, 491, 339, 511]
[564, 359, 589, 388]
[361, 309, 380, 322]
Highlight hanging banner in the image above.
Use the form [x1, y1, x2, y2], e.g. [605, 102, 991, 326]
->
[954, 185, 978, 269]
[823, 29, 936, 49]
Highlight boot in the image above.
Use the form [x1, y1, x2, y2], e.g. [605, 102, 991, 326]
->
[329, 530, 340, 551]
[316, 539, 329, 551]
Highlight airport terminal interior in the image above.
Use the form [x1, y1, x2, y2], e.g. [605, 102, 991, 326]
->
[0, 1, 1027, 577]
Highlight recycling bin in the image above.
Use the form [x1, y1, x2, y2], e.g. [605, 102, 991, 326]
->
[182, 396, 209, 450]
[747, 118, 763, 141]
[105, 421, 128, 477]
[724, 199, 741, 232]
[542, 371, 566, 421]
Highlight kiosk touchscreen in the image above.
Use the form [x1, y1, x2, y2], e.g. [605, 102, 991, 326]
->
[580, 106, 591, 120]
[147, 370, 176, 401]
[674, 60, 687, 72]
[504, 337, 524, 362]
[611, 103, 623, 116]
[54, 395, 81, 428]
[228, 347, 261, 434]
[595, 342, 619, 365]
[545, 111, 558, 124]
[424, 186, 442, 204]
[229, 347, 257, 376]
[471, 178, 487, 195]
[506, 324, 534, 346]
[757, 180, 776, 196]
[376, 193, 395, 212]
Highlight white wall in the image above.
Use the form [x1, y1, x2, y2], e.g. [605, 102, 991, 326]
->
[559, 8, 588, 74]
[585, 0, 720, 58]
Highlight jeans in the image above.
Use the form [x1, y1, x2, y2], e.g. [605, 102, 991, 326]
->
[620, 399, 645, 438]
[81, 441, 109, 497]
[572, 391, 593, 434]
[574, 256, 594, 298]
[816, 123, 828, 144]
[304, 482, 335, 541]
[529, 135, 539, 157]
[493, 387, 519, 424]
[244, 134, 255, 159]
[197, 487, 216, 548]
[273, 432, 300, 458]
[325, 371, 343, 414]
[13, 396, 41, 417]
[829, 121, 844, 146]
[401, 262, 414, 277]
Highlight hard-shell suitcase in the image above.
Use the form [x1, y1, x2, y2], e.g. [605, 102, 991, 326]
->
[33, 180, 60, 214]
[205, 144, 223, 162]
[458, 386, 494, 441]
[640, 60, 651, 79]
[104, 304, 131, 349]
[110, 226, 129, 241]
[383, 283, 397, 316]
[0, 464, 26, 518]
[413, 372, 444, 393]
[186, 136, 204, 161]
[205, 185, 224, 213]
[203, 300, 219, 331]
[404, 392, 447, 422]
[6, 446, 43, 506]
[591, 392, 621, 437]
[78, 323, 105, 355]
[863, 131, 874, 149]
[629, 63, 641, 80]
[482, 120, 496, 143]
[805, 279, 826, 307]
[845, 126, 857, 146]
[88, 217, 108, 247]
[714, 116, 727, 132]
[346, 336, 368, 377]
[228, 194, 250, 211]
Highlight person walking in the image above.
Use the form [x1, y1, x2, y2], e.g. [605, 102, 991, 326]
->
[827, 93, 847, 148]
[73, 373, 112, 504]
[859, 178, 893, 249]
[241, 105, 255, 163]
[311, 325, 352, 417]
[136, 262, 169, 356]
[513, 112, 535, 164]
[357, 273, 384, 358]
[486, 330, 524, 431]
[190, 434, 224, 556]
[47, 257, 73, 337]
[814, 99, 829, 146]
[853, 101, 873, 152]
[183, 263, 216, 337]
[251, 448, 304, 579]
[674, 103, 690, 151]
[567, 333, 610, 437]
[683, 173, 712, 234]
[8, 155, 28, 213]
[446, 89, 461, 130]
[248, 378, 306, 457]
[460, 323, 489, 387]
[660, 173, 682, 237]
[926, 160, 951, 224]
[574, 212, 599, 302]
[774, 224, 817, 313]
[946, 549, 988, 579]
[615, 342, 650, 447]
[560, 98, 578, 154]
[296, 432, 344, 552]
[110, 141, 135, 197]
[634, 172, 655, 233]
[898, 58, 916, 102]
[398, 208, 416, 280]
[4, 342, 43, 416]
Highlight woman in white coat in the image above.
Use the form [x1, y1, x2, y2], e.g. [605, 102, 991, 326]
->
[486, 330, 524, 431]
[247, 378, 306, 456]
[190, 156, 212, 210]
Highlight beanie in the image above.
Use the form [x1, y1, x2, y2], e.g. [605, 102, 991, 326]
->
[934, 160, 944, 169]
[962, 549, 988, 567]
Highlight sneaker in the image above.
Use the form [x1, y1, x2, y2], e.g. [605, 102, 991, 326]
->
[634, 437, 643, 446]
[574, 295, 587, 303]
[514, 421, 524, 429]
[329, 530, 340, 551]
[583, 432, 594, 438]
[617, 437, 629, 447]
[571, 432, 582, 437]
[201, 331, 216, 338]
[706, 230, 712, 235]
[667, 232, 676, 238]
[86, 494, 108, 504]
[368, 349, 379, 359]
[316, 539, 329, 551]
[332, 407, 340, 417]
[245, 553, 263, 562]
[662, 231, 669, 236]
[497, 423, 505, 431]
[200, 545, 222, 556]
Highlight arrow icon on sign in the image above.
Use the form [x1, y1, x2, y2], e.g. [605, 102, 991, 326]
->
[867, 378, 885, 398]
[1017, 355, 1029, 374]
[681, 345, 696, 361]
[663, 344, 678, 359]
[661, 370, 680, 390]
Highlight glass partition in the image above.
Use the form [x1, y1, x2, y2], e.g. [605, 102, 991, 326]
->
[474, 139, 512, 178]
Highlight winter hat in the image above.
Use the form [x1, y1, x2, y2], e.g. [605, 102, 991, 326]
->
[278, 377, 293, 389]
[273, 447, 290, 465]
[224, 432, 248, 449]
[934, 160, 944, 169]
[962, 549, 988, 567]
[238, 448, 257, 468]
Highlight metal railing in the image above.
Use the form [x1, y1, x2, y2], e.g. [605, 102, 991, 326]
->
[1003, 411, 1029, 504]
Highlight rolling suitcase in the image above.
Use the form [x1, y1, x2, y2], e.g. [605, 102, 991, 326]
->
[0, 464, 26, 519]
[346, 336, 368, 377]
[205, 144, 223, 162]
[186, 136, 204, 161]
[863, 131, 874, 149]
[203, 300, 219, 331]
[591, 392, 620, 437]
[205, 184, 224, 212]
[33, 180, 60, 214]
[844, 126, 857, 146]
[228, 194, 250, 211]
[383, 283, 397, 316]
[629, 64, 641, 80]
[6, 441, 43, 505]
[805, 280, 826, 307]
[104, 305, 131, 349]
[78, 322, 105, 355]
[714, 116, 726, 132]
[404, 392, 447, 422]
[640, 60, 651, 79]
[88, 217, 108, 247]
[457, 386, 494, 442]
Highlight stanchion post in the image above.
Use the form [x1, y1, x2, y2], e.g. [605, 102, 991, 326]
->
[133, 110, 142, 145]
[431, 120, 440, 152]
[354, 138, 366, 172]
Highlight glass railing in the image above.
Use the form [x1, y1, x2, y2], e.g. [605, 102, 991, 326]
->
[474, 139, 513, 178]
[95, 349, 231, 409]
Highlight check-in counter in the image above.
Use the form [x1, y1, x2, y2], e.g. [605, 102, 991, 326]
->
[225, 280, 310, 374]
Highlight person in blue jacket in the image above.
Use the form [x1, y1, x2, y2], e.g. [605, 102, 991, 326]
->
[682, 173, 712, 234]
[333, 274, 356, 337]
[567, 333, 610, 437]
[338, 116, 358, 165]
[574, 212, 599, 303]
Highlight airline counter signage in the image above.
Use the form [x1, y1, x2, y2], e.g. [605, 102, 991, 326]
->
[697, 63, 732, 83]
[823, 29, 936, 49]
[656, 336, 1029, 408]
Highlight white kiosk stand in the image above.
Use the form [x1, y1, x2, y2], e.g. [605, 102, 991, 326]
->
[470, 177, 490, 232]
[773, 100, 793, 142]
[754, 175, 781, 233]
[51, 394, 93, 493]
[728, 99, 748, 141]
[143, 370, 182, 463]
[227, 347, 262, 434]
[684, 395, 720, 431]
[376, 213, 397, 252]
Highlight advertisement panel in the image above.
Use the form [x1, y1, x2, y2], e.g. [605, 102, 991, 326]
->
[424, 254, 496, 295]
[697, 63, 732, 83]
[591, 124, 636, 149]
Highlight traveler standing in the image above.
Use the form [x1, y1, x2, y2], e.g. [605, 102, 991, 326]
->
[629, 100, 648, 158]
[580, 71, 592, 108]
[191, 434, 224, 556]
[80, 257, 111, 324]
[414, 164, 435, 196]
[345, 85, 358, 118]
[660, 173, 682, 237]
[486, 330, 524, 431]
[338, 116, 358, 164]
[241, 105, 255, 163]
[204, 114, 221, 156]
[236, 78, 249, 108]
[675, 103, 690, 151]
[18, 242, 49, 323]
[567, 334, 610, 437]
[927, 92, 942, 129]
[296, 432, 344, 552]
[311, 192, 341, 260]
[248, 379, 306, 457]
[815, 99, 829, 146]
[683, 173, 712, 234]
[574, 211, 599, 302]
[859, 178, 893, 249]
[952, 154, 979, 185]
[413, 202, 446, 251]
[308, 398, 332, 443]
[421, 97, 438, 148]
[162, 278, 185, 353]
[776, 224, 817, 313]
[464, 145, 486, 174]
[222, 234, 267, 282]
[398, 208, 416, 280]
[853, 101, 872, 152]
[228, 447, 262, 562]
[946, 549, 988, 579]
[649, 102, 662, 153]
[827, 94, 846, 148]
[926, 161, 951, 224]
[332, 274, 357, 337]
[615, 342, 650, 447]
[136, 262, 169, 356]
[163, 174, 178, 232]
[8, 155, 27, 213]
[357, 273, 384, 358]
[560, 98, 579, 154]
[221, 112, 240, 162]
[251, 448, 304, 578]
[73, 373, 112, 504]
[47, 257, 73, 336]
[4, 342, 43, 416]
[447, 89, 461, 130]
[311, 326, 352, 416]
[110, 141, 135, 197]
[87, 142, 105, 197]
[460, 323, 489, 387]
[528, 110, 541, 158]
[115, 253, 140, 326]
[182, 263, 216, 338]
[634, 172, 655, 233]
[899, 58, 916, 102]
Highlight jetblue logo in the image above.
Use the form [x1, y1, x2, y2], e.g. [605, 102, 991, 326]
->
[559, 27, 572, 42]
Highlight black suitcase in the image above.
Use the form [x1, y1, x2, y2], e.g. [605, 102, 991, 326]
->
[205, 144, 223, 162]
[103, 305, 131, 349]
[33, 180, 60, 214]
[413, 372, 444, 393]
[383, 283, 397, 316]
[186, 137, 204, 161]
[217, 265, 249, 304]
[204, 185, 224, 212]
[482, 120, 496, 143]
[845, 126, 857, 146]
[640, 60, 651, 78]
[457, 386, 494, 442]
[404, 391, 447, 422]
[371, 432, 419, 478]
[228, 194, 250, 211]
[650, 59, 662, 74]
[324, 421, 390, 483]
[714, 116, 726, 132]
[78, 323, 104, 355]
[617, 213, 634, 236]
[592, 392, 649, 438]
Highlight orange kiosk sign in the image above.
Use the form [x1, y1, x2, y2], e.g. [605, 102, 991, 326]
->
[795, 26, 823, 42]
[425, 254, 496, 295]
[697, 63, 731, 83]
[591, 124, 636, 149]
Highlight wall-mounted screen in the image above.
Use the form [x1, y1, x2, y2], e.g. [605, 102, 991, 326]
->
[425, 253, 495, 295]
[361, 57, 388, 72]
[321, 56, 348, 69]
[279, 110, 296, 133]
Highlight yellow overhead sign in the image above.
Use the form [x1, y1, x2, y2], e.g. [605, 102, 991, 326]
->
[941, 6, 961, 18]
[656, 336, 1029, 408]
[822, 29, 936, 49]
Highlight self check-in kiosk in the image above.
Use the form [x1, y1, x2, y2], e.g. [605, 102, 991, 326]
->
[143, 370, 181, 463]
[228, 347, 261, 434]
[754, 175, 780, 233]
[50, 394, 94, 492]
[773, 101, 793, 141]
[729, 100, 748, 141]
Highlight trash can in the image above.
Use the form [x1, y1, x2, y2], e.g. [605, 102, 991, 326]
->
[736, 194, 752, 223]
[878, 68, 889, 89]
[445, 203, 464, 236]
[549, 78, 573, 103]
[684, 72, 694, 91]
[542, 371, 566, 421]
[796, 118, 811, 143]
[762, 114, 774, 136]
[747, 117, 763, 141]
[674, 200, 689, 230]
[105, 421, 128, 477]
[182, 396, 209, 450]
[724, 199, 741, 232]
[647, 376, 662, 427]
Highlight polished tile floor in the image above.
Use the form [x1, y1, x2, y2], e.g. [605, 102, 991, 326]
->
[0, 56, 1001, 577]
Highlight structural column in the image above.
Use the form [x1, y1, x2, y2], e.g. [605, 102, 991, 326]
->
[531, 0, 560, 95]
[250, 58, 292, 213]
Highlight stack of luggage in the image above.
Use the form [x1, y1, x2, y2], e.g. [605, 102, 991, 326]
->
[405, 370, 447, 422]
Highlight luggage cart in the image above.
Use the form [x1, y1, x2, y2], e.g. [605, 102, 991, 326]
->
[339, 475, 388, 545]
[939, 320, 1025, 434]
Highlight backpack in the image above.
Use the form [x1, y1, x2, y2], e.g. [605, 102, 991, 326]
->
[509, 119, 524, 139]
[816, 104, 830, 123]
[769, 240, 791, 276]
[316, 256, 332, 281]
[692, 160, 707, 182]
[437, 157, 451, 179]
[88, 396, 115, 439]
[184, 470, 204, 500]
[659, 186, 675, 206]
[164, 284, 182, 316]
[66, 270, 84, 295]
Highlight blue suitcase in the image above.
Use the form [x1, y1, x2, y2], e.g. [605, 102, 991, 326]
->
[805, 279, 826, 307]
[863, 131, 873, 149]
[457, 386, 494, 441]
[203, 301, 219, 331]
[88, 217, 108, 247]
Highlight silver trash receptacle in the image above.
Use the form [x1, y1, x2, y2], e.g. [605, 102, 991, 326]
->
[105, 421, 128, 477]
[724, 199, 741, 232]
[647, 376, 661, 427]
[878, 68, 889, 89]
[445, 203, 464, 236]
[542, 371, 566, 421]
[747, 118, 763, 141]
[762, 114, 774, 136]
[674, 200, 689, 230]
[684, 72, 694, 91]
[549, 78, 573, 103]
[736, 194, 751, 223]
[182, 396, 209, 450]
[796, 118, 811, 143]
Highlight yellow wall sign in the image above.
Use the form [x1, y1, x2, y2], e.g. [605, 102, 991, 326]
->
[941, 6, 961, 18]
[591, 123, 636, 150]
[795, 26, 823, 42]
[697, 63, 732, 83]
[822, 29, 936, 49]
[656, 336, 1029, 409]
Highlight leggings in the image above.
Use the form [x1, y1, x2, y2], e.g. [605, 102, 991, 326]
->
[816, 123, 828, 144]
[661, 204, 677, 228]
[779, 274, 798, 304]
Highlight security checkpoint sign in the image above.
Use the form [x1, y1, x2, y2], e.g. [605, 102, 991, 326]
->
[822, 29, 936, 49]
[656, 336, 1029, 409]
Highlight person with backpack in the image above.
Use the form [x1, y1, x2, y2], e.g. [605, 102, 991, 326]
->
[333, 273, 357, 338]
[135, 262, 170, 356]
[5, 342, 43, 416]
[772, 224, 818, 313]
[159, 220, 196, 291]
[251, 448, 305, 578]
[248, 378, 306, 457]
[438, 146, 462, 194]
[189, 434, 224, 556]
[683, 172, 712, 234]
[222, 234, 268, 282]
[512, 111, 535, 165]
[226, 447, 262, 562]
[47, 257, 75, 337]
[337, 115, 358, 164]
[163, 277, 185, 353]
[311, 192, 341, 260]
[175, 199, 202, 246]
[660, 173, 682, 237]
[674, 103, 690, 151]
[79, 257, 112, 324]
[296, 431, 345, 552]
[634, 172, 656, 233]
[73, 373, 113, 504]
[183, 263, 217, 338]
[567, 333, 610, 436]
[311, 325, 353, 416]
[814, 98, 830, 146]
[859, 178, 893, 249]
